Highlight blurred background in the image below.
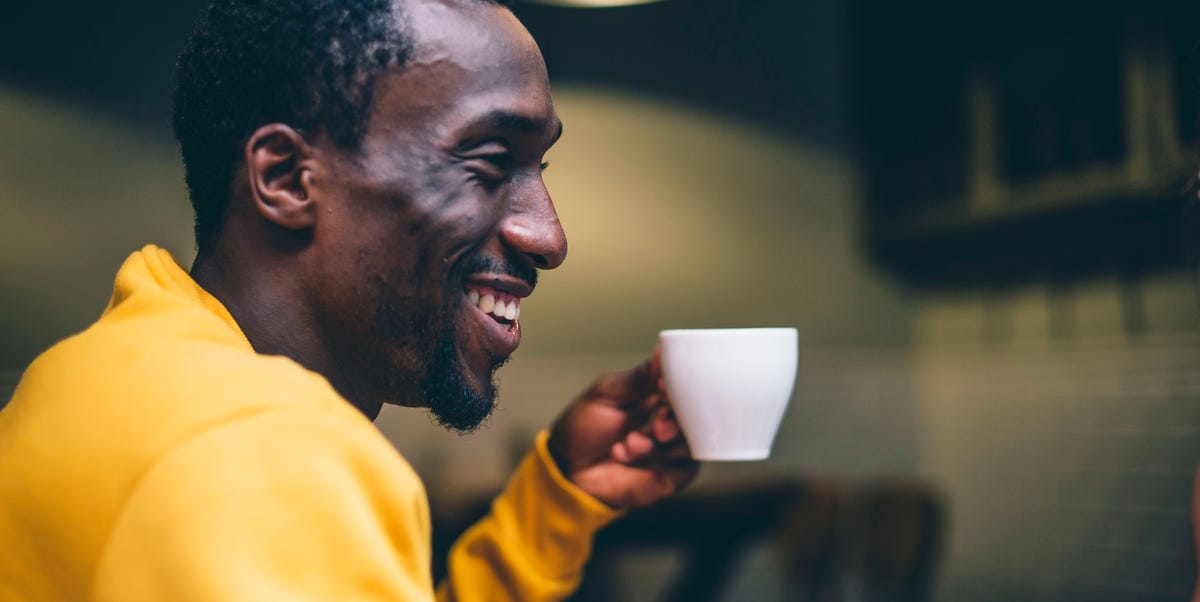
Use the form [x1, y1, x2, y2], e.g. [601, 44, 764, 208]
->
[3, 0, 1200, 599]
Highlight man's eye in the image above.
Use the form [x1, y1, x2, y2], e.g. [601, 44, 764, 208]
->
[481, 153, 513, 171]
[468, 153, 513, 183]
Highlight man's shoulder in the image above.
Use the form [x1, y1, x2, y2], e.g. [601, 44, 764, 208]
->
[0, 312, 409, 575]
[15, 314, 345, 425]
[3, 314, 368, 478]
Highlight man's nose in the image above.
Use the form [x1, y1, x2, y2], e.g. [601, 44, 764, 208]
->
[500, 178, 568, 270]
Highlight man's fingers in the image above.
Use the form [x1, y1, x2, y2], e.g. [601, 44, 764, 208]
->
[625, 430, 656, 457]
[650, 406, 680, 443]
[614, 431, 693, 466]
[652, 459, 701, 497]
[614, 404, 691, 465]
[588, 358, 658, 407]
[611, 430, 655, 463]
[657, 438, 694, 460]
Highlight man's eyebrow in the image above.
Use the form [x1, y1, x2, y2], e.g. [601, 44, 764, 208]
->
[472, 110, 563, 142]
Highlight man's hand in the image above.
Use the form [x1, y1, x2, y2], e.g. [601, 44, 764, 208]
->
[547, 350, 700, 510]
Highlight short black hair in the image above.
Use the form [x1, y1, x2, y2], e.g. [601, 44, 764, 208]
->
[173, 0, 506, 252]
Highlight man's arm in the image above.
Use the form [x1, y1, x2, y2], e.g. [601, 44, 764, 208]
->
[437, 432, 620, 601]
[438, 352, 699, 601]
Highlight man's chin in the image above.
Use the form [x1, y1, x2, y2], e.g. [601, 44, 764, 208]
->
[427, 385, 495, 434]
[422, 354, 507, 434]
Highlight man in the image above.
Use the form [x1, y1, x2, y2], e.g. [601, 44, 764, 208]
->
[0, 0, 698, 599]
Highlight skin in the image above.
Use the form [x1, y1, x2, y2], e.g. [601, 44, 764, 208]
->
[190, 0, 697, 509]
[1193, 470, 1200, 601]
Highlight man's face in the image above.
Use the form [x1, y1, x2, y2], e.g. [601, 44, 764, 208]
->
[311, 0, 566, 430]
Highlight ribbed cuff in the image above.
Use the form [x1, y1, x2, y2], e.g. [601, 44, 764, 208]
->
[495, 430, 622, 579]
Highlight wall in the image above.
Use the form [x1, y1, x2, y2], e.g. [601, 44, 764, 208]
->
[0, 85, 194, 369]
[907, 277, 1200, 601]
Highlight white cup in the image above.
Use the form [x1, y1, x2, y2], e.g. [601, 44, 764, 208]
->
[658, 328, 797, 461]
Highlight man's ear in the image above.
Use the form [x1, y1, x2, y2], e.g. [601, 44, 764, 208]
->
[244, 124, 317, 230]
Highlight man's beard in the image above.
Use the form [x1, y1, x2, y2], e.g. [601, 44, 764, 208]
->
[417, 253, 533, 432]
[372, 253, 532, 433]
[421, 319, 506, 433]
[372, 280, 503, 434]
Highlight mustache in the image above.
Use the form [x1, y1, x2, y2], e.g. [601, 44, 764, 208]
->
[459, 253, 538, 290]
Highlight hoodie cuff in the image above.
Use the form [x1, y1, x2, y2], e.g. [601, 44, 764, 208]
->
[491, 430, 622, 579]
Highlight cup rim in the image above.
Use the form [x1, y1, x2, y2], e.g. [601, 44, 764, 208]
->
[659, 327, 797, 338]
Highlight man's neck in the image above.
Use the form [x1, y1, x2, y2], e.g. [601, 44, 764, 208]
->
[190, 249, 383, 421]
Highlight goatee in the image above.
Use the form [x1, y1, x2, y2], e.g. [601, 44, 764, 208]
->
[423, 331, 506, 433]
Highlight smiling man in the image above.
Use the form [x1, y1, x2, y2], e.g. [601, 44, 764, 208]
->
[0, 0, 697, 600]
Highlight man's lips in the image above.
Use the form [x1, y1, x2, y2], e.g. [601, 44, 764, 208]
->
[466, 274, 534, 299]
[462, 277, 531, 357]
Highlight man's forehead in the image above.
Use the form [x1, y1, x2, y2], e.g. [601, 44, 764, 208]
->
[404, 0, 534, 68]
[368, 0, 556, 138]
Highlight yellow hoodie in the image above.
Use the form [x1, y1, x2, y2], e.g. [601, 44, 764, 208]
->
[0, 246, 618, 601]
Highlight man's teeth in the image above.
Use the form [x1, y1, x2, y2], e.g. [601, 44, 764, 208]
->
[468, 289, 521, 321]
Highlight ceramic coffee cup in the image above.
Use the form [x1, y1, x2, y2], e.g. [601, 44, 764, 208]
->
[658, 328, 797, 461]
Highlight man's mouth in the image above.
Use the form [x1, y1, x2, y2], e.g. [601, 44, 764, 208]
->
[461, 270, 534, 360]
[465, 284, 521, 331]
